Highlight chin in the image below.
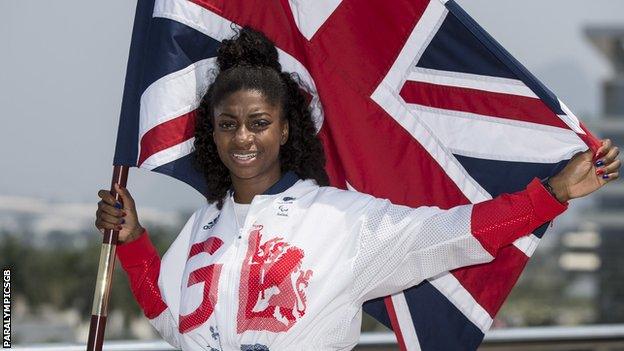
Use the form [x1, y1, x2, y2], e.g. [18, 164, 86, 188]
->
[230, 168, 264, 180]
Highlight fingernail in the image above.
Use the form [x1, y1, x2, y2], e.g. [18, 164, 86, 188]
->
[120, 219, 125, 224]
[602, 174, 609, 179]
[595, 160, 604, 167]
[596, 168, 605, 175]
[114, 202, 122, 209]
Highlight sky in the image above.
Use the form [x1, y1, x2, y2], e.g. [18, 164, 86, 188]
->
[1, 0, 623, 211]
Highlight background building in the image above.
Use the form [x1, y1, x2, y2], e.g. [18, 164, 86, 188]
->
[585, 26, 624, 323]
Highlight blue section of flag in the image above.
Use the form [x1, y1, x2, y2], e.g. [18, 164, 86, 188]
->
[444, 0, 565, 116]
[453, 154, 569, 197]
[363, 297, 393, 330]
[113, 4, 220, 167]
[417, 13, 515, 80]
[113, 0, 156, 166]
[404, 282, 484, 351]
[141, 18, 221, 92]
[152, 152, 207, 195]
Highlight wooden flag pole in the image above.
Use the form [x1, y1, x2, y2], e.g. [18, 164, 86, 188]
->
[86, 165, 129, 351]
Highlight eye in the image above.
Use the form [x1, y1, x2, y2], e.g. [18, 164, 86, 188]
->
[250, 119, 271, 130]
[217, 120, 237, 130]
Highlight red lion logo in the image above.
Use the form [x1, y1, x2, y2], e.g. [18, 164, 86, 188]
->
[237, 225, 313, 333]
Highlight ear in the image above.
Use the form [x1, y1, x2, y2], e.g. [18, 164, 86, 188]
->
[281, 120, 289, 145]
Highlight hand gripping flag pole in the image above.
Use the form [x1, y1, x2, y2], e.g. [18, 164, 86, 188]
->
[84, 1, 155, 348]
[86, 166, 129, 351]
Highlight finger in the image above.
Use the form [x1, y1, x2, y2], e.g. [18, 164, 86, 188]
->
[99, 212, 125, 225]
[95, 218, 123, 231]
[595, 139, 612, 160]
[114, 183, 135, 209]
[598, 159, 622, 175]
[601, 171, 619, 183]
[601, 146, 620, 163]
[97, 189, 118, 206]
[98, 201, 124, 217]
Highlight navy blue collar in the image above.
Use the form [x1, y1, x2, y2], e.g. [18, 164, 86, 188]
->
[263, 171, 300, 195]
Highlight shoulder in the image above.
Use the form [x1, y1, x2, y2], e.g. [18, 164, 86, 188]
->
[299, 182, 387, 217]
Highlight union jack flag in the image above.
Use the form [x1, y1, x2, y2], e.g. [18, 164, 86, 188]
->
[113, 0, 599, 349]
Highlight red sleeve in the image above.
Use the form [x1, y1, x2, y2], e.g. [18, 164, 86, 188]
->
[471, 177, 568, 256]
[116, 230, 168, 319]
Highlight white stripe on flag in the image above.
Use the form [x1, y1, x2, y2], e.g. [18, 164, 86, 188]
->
[429, 272, 493, 333]
[372, 0, 493, 203]
[378, 1, 448, 91]
[154, 0, 324, 132]
[513, 234, 541, 257]
[557, 99, 585, 135]
[153, 0, 238, 41]
[140, 138, 195, 171]
[409, 104, 587, 164]
[288, 0, 343, 40]
[138, 58, 216, 144]
[390, 293, 422, 351]
[407, 67, 537, 98]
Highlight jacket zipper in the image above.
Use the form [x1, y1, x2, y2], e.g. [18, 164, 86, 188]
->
[227, 197, 251, 349]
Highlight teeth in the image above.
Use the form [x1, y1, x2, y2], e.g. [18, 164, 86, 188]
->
[233, 153, 257, 160]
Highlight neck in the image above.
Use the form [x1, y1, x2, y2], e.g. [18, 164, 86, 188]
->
[231, 170, 282, 204]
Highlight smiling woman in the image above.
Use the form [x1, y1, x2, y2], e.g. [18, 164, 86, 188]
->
[94, 27, 621, 351]
[211, 90, 288, 204]
[192, 29, 329, 209]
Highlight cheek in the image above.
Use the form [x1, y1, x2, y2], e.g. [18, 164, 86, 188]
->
[212, 133, 229, 158]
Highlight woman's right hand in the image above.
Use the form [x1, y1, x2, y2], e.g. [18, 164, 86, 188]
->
[95, 183, 144, 244]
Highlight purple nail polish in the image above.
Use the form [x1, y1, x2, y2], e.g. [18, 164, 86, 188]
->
[114, 202, 122, 209]
[120, 219, 125, 224]
[602, 174, 609, 179]
[596, 160, 604, 167]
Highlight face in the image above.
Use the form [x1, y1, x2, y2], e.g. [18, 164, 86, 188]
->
[212, 89, 288, 183]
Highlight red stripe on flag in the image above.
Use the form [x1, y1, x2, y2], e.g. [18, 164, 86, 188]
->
[400, 81, 571, 130]
[312, 0, 430, 95]
[138, 111, 197, 166]
[579, 122, 601, 153]
[315, 68, 470, 208]
[452, 245, 529, 317]
[384, 298, 408, 351]
[191, 0, 309, 66]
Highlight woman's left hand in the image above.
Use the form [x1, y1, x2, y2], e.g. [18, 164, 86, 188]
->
[548, 139, 621, 202]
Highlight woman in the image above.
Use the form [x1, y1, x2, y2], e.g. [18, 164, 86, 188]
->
[96, 28, 620, 351]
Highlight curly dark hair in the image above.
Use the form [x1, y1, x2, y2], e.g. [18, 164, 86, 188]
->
[194, 27, 329, 208]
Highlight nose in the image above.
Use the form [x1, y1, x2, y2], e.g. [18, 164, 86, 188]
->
[233, 125, 254, 147]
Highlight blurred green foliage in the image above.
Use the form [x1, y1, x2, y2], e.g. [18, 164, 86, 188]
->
[0, 227, 176, 337]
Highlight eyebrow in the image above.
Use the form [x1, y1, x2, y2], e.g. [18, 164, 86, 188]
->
[248, 112, 271, 118]
[217, 111, 271, 119]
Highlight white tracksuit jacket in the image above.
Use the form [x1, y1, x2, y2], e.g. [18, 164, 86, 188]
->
[116, 171, 567, 350]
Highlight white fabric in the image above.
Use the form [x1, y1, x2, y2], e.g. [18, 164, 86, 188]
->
[232, 202, 250, 230]
[153, 179, 493, 350]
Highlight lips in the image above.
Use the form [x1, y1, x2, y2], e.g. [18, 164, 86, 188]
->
[231, 152, 258, 164]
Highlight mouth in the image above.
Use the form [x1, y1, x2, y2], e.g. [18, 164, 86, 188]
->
[231, 152, 258, 164]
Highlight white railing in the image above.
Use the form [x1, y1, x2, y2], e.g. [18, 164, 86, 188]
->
[10, 325, 624, 351]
